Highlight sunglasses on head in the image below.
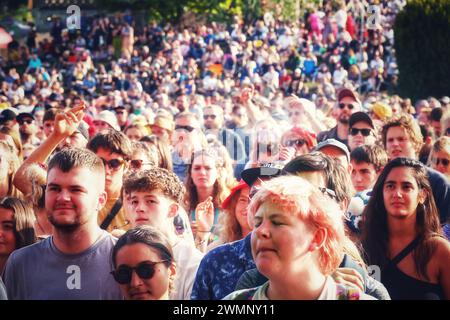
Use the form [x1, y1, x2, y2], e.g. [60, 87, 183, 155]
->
[339, 103, 355, 110]
[111, 261, 168, 284]
[18, 119, 33, 125]
[349, 128, 372, 136]
[285, 139, 306, 148]
[434, 158, 450, 167]
[203, 114, 217, 120]
[175, 125, 195, 132]
[130, 159, 153, 170]
[101, 158, 125, 170]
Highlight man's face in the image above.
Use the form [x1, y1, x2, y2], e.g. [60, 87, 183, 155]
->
[176, 96, 189, 112]
[431, 120, 441, 137]
[57, 131, 88, 151]
[203, 108, 221, 130]
[115, 108, 128, 125]
[93, 120, 112, 135]
[348, 121, 376, 151]
[43, 120, 54, 137]
[45, 166, 106, 232]
[232, 108, 248, 127]
[173, 116, 198, 147]
[350, 160, 378, 192]
[385, 126, 417, 160]
[319, 146, 351, 173]
[126, 190, 175, 233]
[336, 97, 359, 125]
[18, 117, 37, 136]
[95, 147, 127, 196]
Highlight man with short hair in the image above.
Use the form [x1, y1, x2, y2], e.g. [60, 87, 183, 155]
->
[350, 145, 388, 192]
[317, 88, 361, 146]
[4, 148, 122, 299]
[17, 112, 40, 148]
[123, 168, 203, 300]
[347, 112, 377, 151]
[87, 129, 132, 233]
[113, 105, 130, 131]
[430, 107, 443, 137]
[382, 115, 450, 222]
[314, 138, 352, 174]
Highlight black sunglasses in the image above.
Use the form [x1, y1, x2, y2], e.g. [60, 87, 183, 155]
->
[130, 159, 153, 170]
[289, 111, 301, 117]
[101, 158, 125, 170]
[111, 261, 168, 284]
[434, 158, 450, 167]
[339, 103, 355, 110]
[349, 128, 372, 136]
[175, 125, 195, 132]
[203, 114, 217, 120]
[285, 139, 306, 148]
[18, 119, 34, 125]
[446, 127, 450, 136]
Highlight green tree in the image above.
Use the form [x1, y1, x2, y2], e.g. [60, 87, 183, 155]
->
[394, 0, 450, 101]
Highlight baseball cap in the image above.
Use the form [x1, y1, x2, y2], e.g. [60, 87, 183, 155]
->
[0, 109, 17, 124]
[349, 112, 374, 129]
[94, 110, 120, 131]
[241, 163, 283, 187]
[337, 88, 361, 105]
[16, 112, 35, 122]
[314, 139, 350, 163]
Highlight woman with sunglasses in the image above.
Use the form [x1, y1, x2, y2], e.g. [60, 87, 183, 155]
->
[362, 158, 450, 300]
[111, 226, 176, 300]
[428, 136, 450, 181]
[281, 126, 317, 157]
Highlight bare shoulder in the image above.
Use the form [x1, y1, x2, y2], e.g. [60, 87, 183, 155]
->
[430, 237, 450, 261]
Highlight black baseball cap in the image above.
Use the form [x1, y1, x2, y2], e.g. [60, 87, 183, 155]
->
[349, 112, 374, 129]
[16, 112, 35, 122]
[0, 109, 17, 124]
[241, 163, 283, 187]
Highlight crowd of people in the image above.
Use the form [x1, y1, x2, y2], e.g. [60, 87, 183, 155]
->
[0, 0, 450, 300]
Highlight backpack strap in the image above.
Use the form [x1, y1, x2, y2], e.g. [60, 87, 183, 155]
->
[100, 199, 122, 230]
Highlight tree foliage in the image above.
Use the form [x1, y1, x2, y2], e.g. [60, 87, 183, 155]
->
[394, 0, 450, 101]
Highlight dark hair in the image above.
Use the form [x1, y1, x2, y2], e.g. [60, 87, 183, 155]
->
[43, 108, 58, 122]
[123, 167, 185, 204]
[111, 225, 174, 269]
[361, 158, 442, 280]
[0, 197, 37, 249]
[430, 107, 443, 122]
[48, 147, 104, 176]
[87, 129, 132, 160]
[350, 145, 388, 172]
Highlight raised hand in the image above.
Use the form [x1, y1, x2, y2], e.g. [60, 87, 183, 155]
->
[53, 102, 86, 139]
[195, 196, 215, 234]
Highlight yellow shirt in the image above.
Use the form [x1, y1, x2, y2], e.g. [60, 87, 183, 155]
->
[98, 198, 131, 233]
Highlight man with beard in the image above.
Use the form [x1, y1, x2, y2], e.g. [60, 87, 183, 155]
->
[3, 148, 122, 299]
[17, 112, 40, 149]
[317, 88, 361, 147]
[13, 105, 90, 197]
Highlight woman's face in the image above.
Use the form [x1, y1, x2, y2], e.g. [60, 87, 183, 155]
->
[234, 187, 251, 233]
[383, 167, 423, 219]
[251, 200, 316, 279]
[126, 128, 143, 142]
[430, 149, 450, 178]
[191, 155, 218, 189]
[282, 132, 310, 156]
[0, 207, 16, 258]
[114, 243, 175, 300]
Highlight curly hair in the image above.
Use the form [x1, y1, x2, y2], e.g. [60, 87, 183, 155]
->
[123, 167, 185, 204]
[381, 115, 423, 156]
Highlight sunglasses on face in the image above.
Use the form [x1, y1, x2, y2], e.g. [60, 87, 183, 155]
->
[446, 127, 450, 136]
[289, 111, 302, 117]
[18, 119, 33, 125]
[101, 158, 125, 170]
[284, 139, 306, 148]
[130, 159, 153, 170]
[433, 158, 450, 167]
[349, 128, 372, 136]
[339, 103, 355, 110]
[203, 114, 217, 120]
[175, 125, 195, 132]
[111, 261, 168, 285]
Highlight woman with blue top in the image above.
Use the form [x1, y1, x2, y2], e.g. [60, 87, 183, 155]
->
[362, 158, 450, 300]
[183, 148, 230, 252]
